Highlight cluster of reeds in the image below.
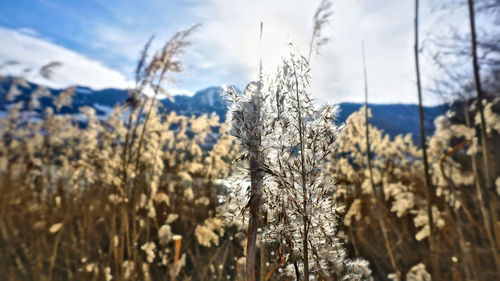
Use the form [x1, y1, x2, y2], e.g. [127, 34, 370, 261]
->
[1, 0, 499, 280]
[329, 99, 500, 280]
[0, 28, 249, 281]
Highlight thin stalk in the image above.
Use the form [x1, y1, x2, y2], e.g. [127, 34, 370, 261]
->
[260, 245, 267, 281]
[467, 2, 500, 265]
[467, 0, 491, 188]
[247, 157, 263, 281]
[414, 1, 439, 279]
[362, 41, 399, 279]
[291, 59, 309, 280]
[246, 22, 264, 281]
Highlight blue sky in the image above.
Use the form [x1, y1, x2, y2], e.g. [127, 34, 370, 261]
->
[0, 0, 195, 92]
[0, 0, 475, 104]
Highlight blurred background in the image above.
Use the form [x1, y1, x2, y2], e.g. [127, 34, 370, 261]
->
[0, 0, 499, 280]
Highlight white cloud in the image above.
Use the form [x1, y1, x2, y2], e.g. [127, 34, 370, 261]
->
[188, 0, 441, 104]
[16, 27, 39, 37]
[0, 26, 130, 90]
[0, 0, 447, 105]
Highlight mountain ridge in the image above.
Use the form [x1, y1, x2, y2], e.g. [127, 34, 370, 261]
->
[0, 77, 448, 141]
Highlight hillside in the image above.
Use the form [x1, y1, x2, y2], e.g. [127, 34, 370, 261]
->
[0, 77, 448, 141]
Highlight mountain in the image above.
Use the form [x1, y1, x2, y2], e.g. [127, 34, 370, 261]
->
[162, 87, 229, 119]
[0, 77, 448, 141]
[336, 102, 448, 141]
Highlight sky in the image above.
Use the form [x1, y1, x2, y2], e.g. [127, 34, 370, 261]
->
[0, 0, 476, 105]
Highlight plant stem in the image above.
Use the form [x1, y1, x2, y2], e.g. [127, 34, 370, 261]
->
[246, 22, 264, 281]
[414, 1, 439, 279]
[362, 41, 400, 279]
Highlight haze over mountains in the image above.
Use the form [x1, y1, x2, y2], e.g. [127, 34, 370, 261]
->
[0, 77, 448, 141]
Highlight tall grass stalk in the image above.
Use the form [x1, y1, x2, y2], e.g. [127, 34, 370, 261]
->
[414, 0, 440, 279]
[245, 21, 265, 281]
[362, 41, 400, 279]
[466, 0, 500, 269]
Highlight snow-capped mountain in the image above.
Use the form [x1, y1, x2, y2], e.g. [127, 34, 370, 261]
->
[0, 76, 448, 141]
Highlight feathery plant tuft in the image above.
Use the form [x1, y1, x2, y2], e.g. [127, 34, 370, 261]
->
[224, 47, 372, 280]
